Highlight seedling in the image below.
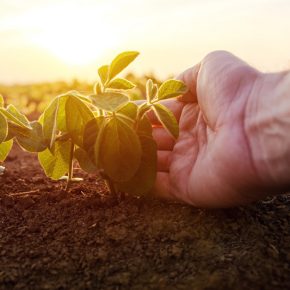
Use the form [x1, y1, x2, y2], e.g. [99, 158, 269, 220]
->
[0, 94, 46, 168]
[1, 52, 187, 197]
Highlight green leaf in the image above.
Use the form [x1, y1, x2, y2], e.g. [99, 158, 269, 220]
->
[0, 112, 8, 143]
[107, 78, 136, 90]
[98, 117, 142, 182]
[0, 107, 31, 129]
[38, 113, 44, 125]
[109, 51, 139, 80]
[66, 90, 92, 104]
[117, 102, 138, 120]
[38, 140, 71, 180]
[146, 79, 156, 102]
[152, 84, 158, 100]
[157, 79, 187, 101]
[136, 115, 153, 137]
[43, 97, 60, 147]
[92, 92, 129, 112]
[98, 65, 109, 85]
[83, 116, 104, 153]
[74, 147, 97, 173]
[43, 95, 68, 148]
[0, 95, 4, 107]
[137, 101, 151, 117]
[6, 104, 30, 126]
[153, 103, 179, 139]
[74, 94, 92, 104]
[65, 96, 94, 147]
[5, 122, 27, 141]
[16, 121, 47, 152]
[0, 139, 13, 162]
[117, 136, 157, 195]
[93, 82, 102, 95]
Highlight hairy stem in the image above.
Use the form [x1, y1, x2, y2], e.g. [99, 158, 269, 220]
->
[99, 170, 117, 198]
[105, 177, 117, 197]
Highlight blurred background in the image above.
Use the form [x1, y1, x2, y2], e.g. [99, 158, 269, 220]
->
[1, 0, 290, 114]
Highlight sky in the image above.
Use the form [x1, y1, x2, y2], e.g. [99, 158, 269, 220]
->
[1, 0, 290, 84]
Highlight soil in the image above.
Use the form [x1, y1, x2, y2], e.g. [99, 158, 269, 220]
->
[0, 145, 290, 290]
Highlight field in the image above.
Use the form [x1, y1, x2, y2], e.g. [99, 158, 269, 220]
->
[0, 80, 290, 290]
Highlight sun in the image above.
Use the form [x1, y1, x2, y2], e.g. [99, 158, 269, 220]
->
[34, 29, 116, 66]
[28, 4, 119, 66]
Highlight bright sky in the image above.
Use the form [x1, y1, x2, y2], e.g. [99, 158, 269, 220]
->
[1, 0, 290, 84]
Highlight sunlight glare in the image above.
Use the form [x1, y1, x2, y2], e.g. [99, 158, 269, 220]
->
[28, 4, 119, 66]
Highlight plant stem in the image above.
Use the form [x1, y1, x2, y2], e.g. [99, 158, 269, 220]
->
[105, 177, 117, 198]
[65, 140, 75, 192]
[99, 170, 117, 198]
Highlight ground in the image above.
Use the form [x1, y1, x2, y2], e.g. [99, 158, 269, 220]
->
[0, 145, 290, 290]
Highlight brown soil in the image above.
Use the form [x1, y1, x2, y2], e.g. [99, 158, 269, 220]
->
[0, 145, 290, 290]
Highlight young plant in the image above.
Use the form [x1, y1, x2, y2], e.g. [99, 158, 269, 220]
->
[0, 94, 47, 174]
[0, 95, 12, 173]
[36, 51, 187, 196]
[38, 91, 94, 190]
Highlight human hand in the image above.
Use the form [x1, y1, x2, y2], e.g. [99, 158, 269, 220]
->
[150, 51, 289, 207]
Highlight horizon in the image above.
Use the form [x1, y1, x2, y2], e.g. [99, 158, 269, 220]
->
[1, 0, 290, 84]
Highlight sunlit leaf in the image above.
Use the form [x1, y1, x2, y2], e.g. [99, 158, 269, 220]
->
[152, 84, 158, 100]
[157, 79, 187, 101]
[107, 78, 136, 90]
[0, 107, 31, 129]
[16, 121, 47, 152]
[43, 95, 68, 148]
[75, 94, 92, 104]
[137, 101, 151, 117]
[117, 136, 157, 195]
[93, 82, 102, 95]
[0, 112, 8, 143]
[0, 139, 13, 162]
[74, 147, 97, 173]
[5, 122, 29, 141]
[146, 79, 155, 102]
[98, 65, 109, 85]
[153, 103, 179, 139]
[65, 96, 94, 147]
[6, 104, 30, 126]
[109, 51, 139, 80]
[83, 116, 104, 153]
[38, 113, 44, 125]
[92, 92, 129, 112]
[98, 117, 142, 182]
[136, 115, 153, 137]
[0, 166, 5, 175]
[66, 90, 92, 104]
[38, 140, 71, 180]
[43, 97, 60, 147]
[117, 102, 138, 120]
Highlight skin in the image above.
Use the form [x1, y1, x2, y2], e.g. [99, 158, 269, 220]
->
[149, 51, 290, 208]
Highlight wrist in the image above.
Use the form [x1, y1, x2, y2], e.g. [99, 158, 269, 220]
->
[245, 70, 290, 189]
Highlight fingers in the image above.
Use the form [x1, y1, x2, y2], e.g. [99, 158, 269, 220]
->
[151, 172, 176, 200]
[157, 150, 172, 172]
[152, 127, 175, 150]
